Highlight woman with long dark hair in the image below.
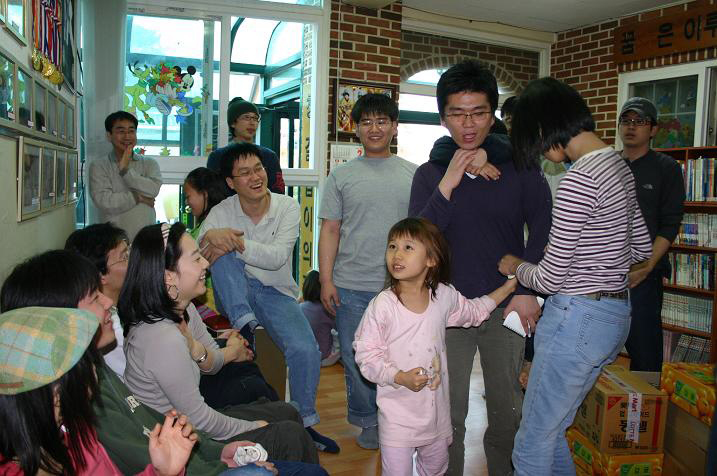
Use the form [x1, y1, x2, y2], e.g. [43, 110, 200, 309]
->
[119, 223, 318, 462]
[0, 306, 196, 476]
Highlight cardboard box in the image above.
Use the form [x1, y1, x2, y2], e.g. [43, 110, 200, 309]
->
[660, 362, 715, 426]
[574, 365, 668, 454]
[566, 427, 664, 476]
[664, 400, 710, 476]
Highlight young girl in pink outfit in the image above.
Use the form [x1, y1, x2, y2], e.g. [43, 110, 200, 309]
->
[354, 217, 517, 476]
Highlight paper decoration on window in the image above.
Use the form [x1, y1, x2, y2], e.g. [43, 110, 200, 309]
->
[125, 61, 204, 125]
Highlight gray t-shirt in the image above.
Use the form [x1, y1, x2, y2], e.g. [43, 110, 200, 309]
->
[319, 155, 417, 292]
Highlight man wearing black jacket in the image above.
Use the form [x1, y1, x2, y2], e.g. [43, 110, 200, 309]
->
[619, 97, 685, 371]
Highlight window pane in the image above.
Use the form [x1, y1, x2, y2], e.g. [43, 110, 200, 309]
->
[126, 15, 212, 156]
[407, 69, 446, 86]
[231, 18, 278, 65]
[269, 64, 301, 89]
[629, 75, 698, 148]
[397, 123, 446, 165]
[399, 93, 437, 113]
[154, 184, 181, 224]
[266, 22, 303, 65]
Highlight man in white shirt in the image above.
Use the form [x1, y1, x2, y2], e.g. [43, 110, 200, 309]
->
[89, 111, 162, 241]
[199, 142, 339, 454]
[65, 222, 130, 378]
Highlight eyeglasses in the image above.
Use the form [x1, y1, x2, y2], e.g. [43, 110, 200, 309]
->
[107, 242, 131, 268]
[232, 165, 266, 179]
[619, 118, 651, 127]
[358, 118, 393, 129]
[444, 111, 492, 124]
[238, 114, 261, 123]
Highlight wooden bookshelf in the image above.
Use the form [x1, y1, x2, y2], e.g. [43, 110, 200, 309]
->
[658, 147, 717, 363]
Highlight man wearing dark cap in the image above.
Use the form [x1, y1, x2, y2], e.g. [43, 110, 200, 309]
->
[619, 96, 685, 372]
[207, 97, 285, 194]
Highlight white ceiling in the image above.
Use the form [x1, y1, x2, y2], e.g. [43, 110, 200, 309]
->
[403, 0, 687, 33]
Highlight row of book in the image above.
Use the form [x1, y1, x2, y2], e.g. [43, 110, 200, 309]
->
[670, 333, 711, 363]
[680, 157, 717, 202]
[661, 292, 713, 333]
[667, 252, 714, 290]
[674, 213, 717, 248]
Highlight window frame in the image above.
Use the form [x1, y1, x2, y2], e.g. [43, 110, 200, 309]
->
[617, 60, 717, 148]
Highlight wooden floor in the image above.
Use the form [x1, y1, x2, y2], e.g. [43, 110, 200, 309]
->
[312, 356, 490, 476]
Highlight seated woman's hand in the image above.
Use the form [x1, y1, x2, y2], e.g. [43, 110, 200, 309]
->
[148, 411, 198, 476]
[225, 331, 254, 362]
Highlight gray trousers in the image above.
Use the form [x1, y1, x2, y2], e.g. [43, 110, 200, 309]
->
[446, 308, 525, 476]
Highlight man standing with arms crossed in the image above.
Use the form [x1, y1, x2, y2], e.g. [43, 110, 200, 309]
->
[89, 111, 162, 241]
[318, 93, 417, 449]
[619, 97, 685, 371]
[409, 60, 552, 475]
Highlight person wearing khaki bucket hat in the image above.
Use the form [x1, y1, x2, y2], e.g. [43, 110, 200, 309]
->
[0, 306, 198, 476]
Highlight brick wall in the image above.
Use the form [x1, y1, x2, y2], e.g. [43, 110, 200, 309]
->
[551, 0, 713, 145]
[401, 31, 540, 94]
[328, 0, 403, 148]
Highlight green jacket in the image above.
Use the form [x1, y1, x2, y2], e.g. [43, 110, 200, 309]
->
[94, 367, 229, 475]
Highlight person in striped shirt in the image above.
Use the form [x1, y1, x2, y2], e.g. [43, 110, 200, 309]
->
[498, 77, 652, 476]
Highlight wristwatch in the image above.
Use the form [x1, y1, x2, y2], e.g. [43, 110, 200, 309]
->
[194, 346, 208, 364]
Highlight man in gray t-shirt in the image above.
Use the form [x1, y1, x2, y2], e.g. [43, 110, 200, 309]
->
[318, 94, 417, 449]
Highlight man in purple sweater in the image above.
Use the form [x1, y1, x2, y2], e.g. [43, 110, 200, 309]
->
[408, 60, 552, 475]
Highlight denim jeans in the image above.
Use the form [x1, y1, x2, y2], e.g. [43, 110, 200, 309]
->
[211, 253, 321, 427]
[220, 461, 329, 476]
[211, 253, 258, 330]
[512, 294, 631, 476]
[335, 287, 378, 428]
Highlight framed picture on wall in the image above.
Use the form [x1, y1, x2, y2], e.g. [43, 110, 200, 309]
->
[34, 80, 46, 133]
[17, 136, 41, 221]
[47, 89, 57, 137]
[5, 0, 27, 45]
[0, 0, 7, 25]
[40, 146, 55, 209]
[67, 150, 78, 203]
[66, 103, 75, 146]
[0, 52, 15, 123]
[58, 99, 66, 141]
[55, 149, 67, 204]
[333, 78, 397, 140]
[16, 65, 32, 129]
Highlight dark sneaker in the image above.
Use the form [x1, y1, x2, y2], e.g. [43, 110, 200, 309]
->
[306, 427, 340, 454]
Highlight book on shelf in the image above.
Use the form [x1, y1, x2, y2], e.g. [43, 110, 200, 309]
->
[661, 292, 713, 333]
[667, 252, 715, 289]
[663, 330, 679, 363]
[671, 334, 711, 363]
[674, 213, 717, 248]
[679, 157, 717, 202]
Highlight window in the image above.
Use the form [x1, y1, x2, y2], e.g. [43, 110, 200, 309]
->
[125, 15, 213, 157]
[630, 75, 698, 148]
[618, 61, 717, 147]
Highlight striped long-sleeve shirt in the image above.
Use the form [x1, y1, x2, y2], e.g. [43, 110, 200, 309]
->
[516, 146, 652, 295]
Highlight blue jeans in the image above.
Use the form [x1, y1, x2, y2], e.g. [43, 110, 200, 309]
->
[512, 294, 631, 476]
[211, 253, 321, 427]
[220, 461, 329, 476]
[212, 253, 258, 330]
[335, 287, 378, 428]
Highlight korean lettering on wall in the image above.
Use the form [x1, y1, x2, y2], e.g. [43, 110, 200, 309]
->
[614, 4, 717, 63]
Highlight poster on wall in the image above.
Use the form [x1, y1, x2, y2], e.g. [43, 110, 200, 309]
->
[17, 137, 41, 221]
[333, 78, 396, 140]
[40, 146, 55, 209]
